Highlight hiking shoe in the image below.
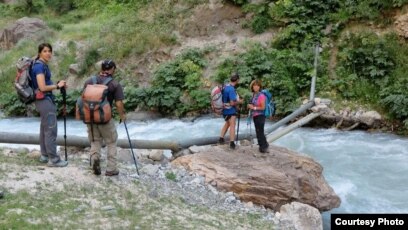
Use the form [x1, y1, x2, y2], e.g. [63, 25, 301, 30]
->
[230, 141, 236, 150]
[47, 159, 68, 167]
[39, 155, 48, 163]
[92, 158, 101, 175]
[260, 148, 269, 153]
[105, 170, 119, 176]
[218, 137, 225, 144]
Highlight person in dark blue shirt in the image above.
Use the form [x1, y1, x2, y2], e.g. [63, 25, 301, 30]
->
[32, 43, 68, 167]
[218, 73, 243, 149]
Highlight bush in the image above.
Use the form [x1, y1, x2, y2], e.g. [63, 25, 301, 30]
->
[126, 49, 209, 117]
[334, 31, 394, 102]
[0, 93, 28, 117]
[45, 0, 76, 14]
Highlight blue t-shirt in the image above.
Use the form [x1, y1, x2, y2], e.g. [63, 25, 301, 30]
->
[31, 60, 52, 92]
[222, 84, 238, 115]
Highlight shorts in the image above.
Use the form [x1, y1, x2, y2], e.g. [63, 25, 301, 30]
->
[223, 114, 236, 121]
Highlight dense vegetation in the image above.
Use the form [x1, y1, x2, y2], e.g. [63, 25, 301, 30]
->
[0, 0, 407, 131]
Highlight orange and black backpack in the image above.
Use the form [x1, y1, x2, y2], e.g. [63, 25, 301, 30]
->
[75, 76, 113, 125]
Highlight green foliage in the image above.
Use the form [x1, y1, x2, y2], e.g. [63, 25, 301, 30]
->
[0, 3, 13, 17]
[45, 0, 76, 14]
[338, 32, 394, 82]
[226, 0, 249, 6]
[126, 49, 208, 116]
[242, 3, 272, 34]
[79, 48, 100, 76]
[11, 0, 45, 15]
[165, 172, 177, 182]
[333, 0, 408, 22]
[334, 31, 408, 128]
[334, 31, 395, 103]
[270, 0, 340, 48]
[0, 93, 28, 117]
[54, 89, 82, 117]
[47, 21, 63, 31]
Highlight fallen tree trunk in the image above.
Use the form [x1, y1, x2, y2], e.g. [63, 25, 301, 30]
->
[265, 100, 315, 134]
[267, 112, 322, 143]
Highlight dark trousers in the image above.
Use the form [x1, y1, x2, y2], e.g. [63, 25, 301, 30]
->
[253, 115, 268, 151]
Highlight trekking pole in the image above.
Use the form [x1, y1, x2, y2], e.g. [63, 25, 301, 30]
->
[60, 87, 67, 161]
[235, 106, 241, 144]
[123, 120, 140, 175]
[247, 110, 253, 147]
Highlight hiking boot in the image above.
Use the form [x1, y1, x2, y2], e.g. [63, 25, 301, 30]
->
[92, 158, 101, 175]
[260, 148, 269, 153]
[39, 155, 48, 163]
[105, 170, 119, 176]
[218, 137, 225, 144]
[230, 141, 236, 150]
[47, 159, 68, 167]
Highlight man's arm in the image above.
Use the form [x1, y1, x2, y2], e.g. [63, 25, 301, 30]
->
[115, 100, 126, 122]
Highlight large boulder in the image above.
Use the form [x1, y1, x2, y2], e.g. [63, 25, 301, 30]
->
[0, 17, 50, 49]
[274, 202, 323, 230]
[172, 144, 340, 212]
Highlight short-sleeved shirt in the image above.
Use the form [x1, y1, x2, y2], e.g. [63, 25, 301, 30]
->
[251, 92, 266, 117]
[222, 84, 238, 115]
[31, 60, 54, 99]
[83, 74, 124, 106]
[31, 60, 52, 90]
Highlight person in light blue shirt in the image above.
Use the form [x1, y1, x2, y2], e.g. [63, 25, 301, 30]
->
[218, 73, 243, 149]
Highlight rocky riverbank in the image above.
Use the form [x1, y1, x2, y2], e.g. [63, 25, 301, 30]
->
[1, 144, 327, 229]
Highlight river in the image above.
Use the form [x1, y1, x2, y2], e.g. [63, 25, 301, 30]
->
[0, 117, 407, 229]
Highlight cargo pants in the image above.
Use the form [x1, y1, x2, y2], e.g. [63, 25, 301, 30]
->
[35, 97, 60, 163]
[87, 119, 118, 172]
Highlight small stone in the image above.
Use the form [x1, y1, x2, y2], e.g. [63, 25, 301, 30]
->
[101, 206, 115, 211]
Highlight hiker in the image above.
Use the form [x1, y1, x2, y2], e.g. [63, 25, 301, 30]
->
[32, 43, 68, 167]
[218, 73, 243, 149]
[247, 79, 269, 153]
[83, 59, 126, 176]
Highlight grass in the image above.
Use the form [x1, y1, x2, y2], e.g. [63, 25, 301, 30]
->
[0, 149, 275, 229]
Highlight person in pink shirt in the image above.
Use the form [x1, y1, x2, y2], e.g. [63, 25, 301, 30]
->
[247, 80, 269, 153]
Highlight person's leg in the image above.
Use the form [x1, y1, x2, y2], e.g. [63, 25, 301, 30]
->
[100, 120, 118, 175]
[87, 124, 102, 175]
[35, 100, 48, 163]
[37, 99, 65, 165]
[254, 115, 268, 152]
[219, 115, 231, 143]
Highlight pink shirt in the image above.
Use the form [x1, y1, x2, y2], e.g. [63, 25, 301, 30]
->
[251, 92, 266, 117]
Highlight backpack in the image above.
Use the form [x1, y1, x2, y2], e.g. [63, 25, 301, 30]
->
[254, 89, 276, 119]
[210, 84, 225, 115]
[75, 76, 113, 124]
[14, 57, 35, 104]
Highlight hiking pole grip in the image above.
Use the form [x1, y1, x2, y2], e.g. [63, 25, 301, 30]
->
[124, 121, 140, 175]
